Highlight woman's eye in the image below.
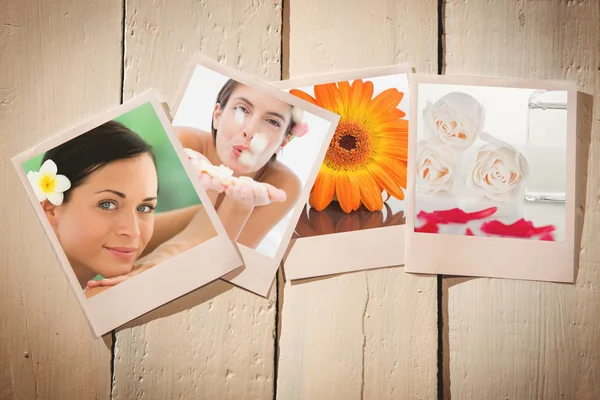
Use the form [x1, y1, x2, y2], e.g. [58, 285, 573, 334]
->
[234, 105, 249, 114]
[99, 201, 117, 210]
[138, 204, 155, 213]
[267, 119, 281, 128]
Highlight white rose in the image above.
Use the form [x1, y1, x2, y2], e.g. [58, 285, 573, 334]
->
[466, 140, 529, 202]
[422, 92, 485, 151]
[416, 141, 460, 194]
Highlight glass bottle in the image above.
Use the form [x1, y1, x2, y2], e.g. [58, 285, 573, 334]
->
[524, 89, 568, 203]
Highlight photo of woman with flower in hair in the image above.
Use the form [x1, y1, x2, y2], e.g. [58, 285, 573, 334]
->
[19, 101, 230, 299]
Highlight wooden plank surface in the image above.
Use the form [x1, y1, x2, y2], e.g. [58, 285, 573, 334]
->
[443, 1, 600, 398]
[111, 1, 283, 399]
[0, 1, 121, 399]
[276, 1, 439, 399]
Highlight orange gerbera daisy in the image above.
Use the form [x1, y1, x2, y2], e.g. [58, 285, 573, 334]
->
[290, 79, 408, 213]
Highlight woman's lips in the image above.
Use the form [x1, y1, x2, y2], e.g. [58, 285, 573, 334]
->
[232, 145, 248, 158]
[104, 246, 137, 260]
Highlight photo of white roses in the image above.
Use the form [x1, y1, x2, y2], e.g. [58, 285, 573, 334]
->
[414, 83, 567, 242]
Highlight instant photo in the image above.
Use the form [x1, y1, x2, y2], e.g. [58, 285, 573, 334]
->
[272, 64, 411, 280]
[405, 75, 578, 283]
[171, 55, 340, 296]
[12, 92, 243, 337]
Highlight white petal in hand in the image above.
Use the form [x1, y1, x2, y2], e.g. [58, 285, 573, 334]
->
[227, 177, 287, 207]
[184, 148, 233, 192]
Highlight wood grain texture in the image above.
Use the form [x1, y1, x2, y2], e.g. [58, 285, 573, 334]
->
[276, 1, 439, 399]
[443, 1, 600, 399]
[112, 1, 282, 399]
[0, 1, 121, 398]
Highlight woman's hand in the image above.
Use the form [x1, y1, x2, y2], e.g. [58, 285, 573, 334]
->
[184, 148, 230, 193]
[87, 249, 166, 289]
[86, 257, 159, 289]
[185, 147, 286, 208]
[225, 179, 287, 208]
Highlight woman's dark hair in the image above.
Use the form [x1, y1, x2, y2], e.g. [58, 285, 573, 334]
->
[211, 79, 296, 165]
[42, 120, 157, 203]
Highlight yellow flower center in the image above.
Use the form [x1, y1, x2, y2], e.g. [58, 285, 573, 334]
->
[325, 121, 372, 170]
[40, 174, 56, 193]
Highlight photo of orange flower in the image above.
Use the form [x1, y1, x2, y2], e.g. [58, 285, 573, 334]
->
[290, 79, 408, 214]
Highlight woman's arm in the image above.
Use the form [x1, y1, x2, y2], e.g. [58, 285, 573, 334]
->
[236, 168, 303, 249]
[141, 204, 202, 257]
[215, 196, 254, 241]
[174, 125, 221, 206]
[175, 125, 207, 151]
[143, 205, 218, 263]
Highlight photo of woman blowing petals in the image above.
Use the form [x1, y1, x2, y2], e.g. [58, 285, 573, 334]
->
[174, 78, 311, 256]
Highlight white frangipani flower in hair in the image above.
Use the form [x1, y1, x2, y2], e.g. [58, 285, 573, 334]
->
[27, 159, 71, 206]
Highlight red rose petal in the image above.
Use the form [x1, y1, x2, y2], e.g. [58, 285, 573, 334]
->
[480, 218, 556, 239]
[465, 228, 474, 236]
[540, 233, 555, 241]
[417, 207, 498, 224]
[415, 220, 439, 233]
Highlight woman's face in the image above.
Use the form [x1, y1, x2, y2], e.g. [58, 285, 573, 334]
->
[213, 84, 293, 173]
[50, 154, 158, 279]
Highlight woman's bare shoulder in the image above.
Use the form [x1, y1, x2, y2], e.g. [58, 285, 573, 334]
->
[173, 125, 212, 151]
[263, 161, 303, 201]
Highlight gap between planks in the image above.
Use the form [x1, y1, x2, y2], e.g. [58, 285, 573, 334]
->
[110, 0, 128, 398]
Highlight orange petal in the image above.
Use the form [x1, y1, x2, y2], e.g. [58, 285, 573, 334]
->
[335, 173, 360, 214]
[374, 144, 409, 161]
[364, 89, 405, 124]
[346, 80, 362, 122]
[357, 171, 384, 212]
[349, 173, 363, 211]
[349, 80, 375, 123]
[372, 130, 409, 141]
[314, 83, 343, 114]
[372, 157, 408, 188]
[373, 118, 409, 133]
[365, 162, 406, 200]
[347, 80, 372, 122]
[289, 89, 318, 106]
[331, 84, 349, 119]
[356, 80, 374, 113]
[335, 81, 351, 119]
[337, 81, 351, 103]
[309, 166, 336, 211]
